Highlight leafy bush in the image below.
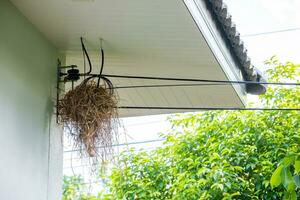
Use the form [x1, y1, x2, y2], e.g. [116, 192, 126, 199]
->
[63, 175, 85, 200]
[62, 175, 110, 200]
[108, 58, 300, 199]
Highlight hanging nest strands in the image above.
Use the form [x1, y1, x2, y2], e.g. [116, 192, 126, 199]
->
[58, 80, 119, 161]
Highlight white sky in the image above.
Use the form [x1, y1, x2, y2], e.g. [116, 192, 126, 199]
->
[224, 0, 300, 66]
[63, 0, 300, 191]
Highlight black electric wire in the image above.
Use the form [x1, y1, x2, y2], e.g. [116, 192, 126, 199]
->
[97, 48, 104, 87]
[83, 45, 86, 79]
[101, 74, 300, 86]
[80, 37, 92, 75]
[79, 39, 113, 91]
[113, 83, 226, 89]
[118, 106, 300, 111]
[60, 73, 300, 87]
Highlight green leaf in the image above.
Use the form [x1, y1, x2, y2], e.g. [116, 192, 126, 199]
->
[294, 175, 300, 188]
[270, 165, 283, 188]
[283, 191, 298, 200]
[282, 155, 295, 167]
[294, 160, 300, 174]
[283, 191, 290, 200]
[290, 191, 297, 200]
[281, 167, 295, 191]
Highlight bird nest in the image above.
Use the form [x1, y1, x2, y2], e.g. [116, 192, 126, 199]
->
[58, 80, 119, 161]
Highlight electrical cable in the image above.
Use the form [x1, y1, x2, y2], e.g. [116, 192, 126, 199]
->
[71, 73, 300, 86]
[113, 83, 226, 89]
[78, 40, 114, 92]
[97, 39, 104, 87]
[242, 27, 300, 37]
[101, 74, 300, 86]
[60, 71, 300, 94]
[118, 106, 300, 111]
[83, 45, 86, 79]
[80, 37, 92, 75]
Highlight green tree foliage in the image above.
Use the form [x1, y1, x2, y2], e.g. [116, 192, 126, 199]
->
[108, 58, 300, 199]
[62, 175, 110, 200]
[63, 175, 85, 200]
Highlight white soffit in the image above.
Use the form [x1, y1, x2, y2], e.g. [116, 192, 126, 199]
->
[11, 0, 245, 117]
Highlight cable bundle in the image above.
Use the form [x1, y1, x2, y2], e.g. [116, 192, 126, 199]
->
[58, 38, 119, 161]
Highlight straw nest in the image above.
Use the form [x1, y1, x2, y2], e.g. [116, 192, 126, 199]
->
[58, 80, 119, 160]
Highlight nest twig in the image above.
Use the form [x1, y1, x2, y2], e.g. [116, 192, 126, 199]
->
[58, 80, 119, 161]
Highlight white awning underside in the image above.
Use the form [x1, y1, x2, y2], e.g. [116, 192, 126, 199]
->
[12, 0, 246, 117]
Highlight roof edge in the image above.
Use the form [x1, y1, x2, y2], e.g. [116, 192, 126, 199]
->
[205, 0, 267, 95]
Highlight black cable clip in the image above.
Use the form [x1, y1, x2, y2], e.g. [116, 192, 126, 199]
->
[65, 68, 80, 82]
[60, 65, 80, 82]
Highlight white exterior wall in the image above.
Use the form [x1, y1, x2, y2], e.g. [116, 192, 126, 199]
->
[0, 0, 62, 199]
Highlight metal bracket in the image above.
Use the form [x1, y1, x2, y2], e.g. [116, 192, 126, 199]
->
[56, 60, 80, 123]
[57, 61, 79, 82]
[56, 59, 62, 123]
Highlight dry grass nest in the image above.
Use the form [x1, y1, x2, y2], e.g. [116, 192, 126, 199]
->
[58, 80, 119, 160]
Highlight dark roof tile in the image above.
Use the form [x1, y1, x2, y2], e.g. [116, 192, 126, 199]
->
[205, 0, 267, 94]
